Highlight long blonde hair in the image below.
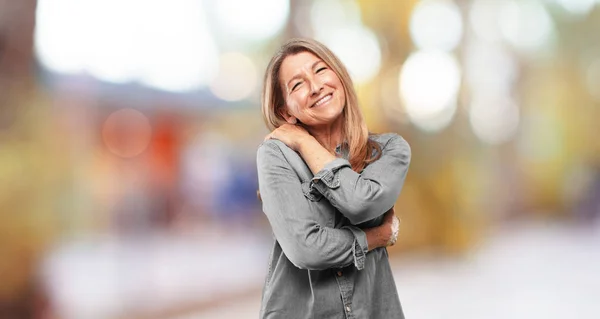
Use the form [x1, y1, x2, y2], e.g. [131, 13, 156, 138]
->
[261, 38, 381, 172]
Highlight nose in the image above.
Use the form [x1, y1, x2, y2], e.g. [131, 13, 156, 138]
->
[309, 77, 323, 96]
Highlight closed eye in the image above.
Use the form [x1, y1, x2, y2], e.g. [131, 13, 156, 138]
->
[316, 67, 327, 73]
[291, 81, 302, 91]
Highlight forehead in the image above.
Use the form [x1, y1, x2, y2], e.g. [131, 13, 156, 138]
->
[279, 51, 323, 82]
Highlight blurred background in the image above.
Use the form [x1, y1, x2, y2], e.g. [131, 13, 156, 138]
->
[1, 0, 600, 318]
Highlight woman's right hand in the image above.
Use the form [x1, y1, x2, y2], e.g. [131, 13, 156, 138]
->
[264, 123, 312, 152]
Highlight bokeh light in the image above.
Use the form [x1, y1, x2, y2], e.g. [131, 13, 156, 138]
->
[464, 41, 519, 95]
[469, 94, 520, 145]
[135, 0, 219, 92]
[310, 0, 362, 32]
[209, 52, 258, 102]
[469, 0, 505, 43]
[102, 108, 152, 158]
[499, 0, 555, 54]
[319, 26, 382, 84]
[310, 0, 380, 84]
[586, 58, 600, 102]
[212, 0, 290, 42]
[554, 0, 596, 16]
[399, 50, 461, 132]
[35, 0, 219, 92]
[410, 0, 463, 51]
[34, 0, 90, 74]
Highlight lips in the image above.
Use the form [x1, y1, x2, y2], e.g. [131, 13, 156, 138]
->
[311, 93, 333, 108]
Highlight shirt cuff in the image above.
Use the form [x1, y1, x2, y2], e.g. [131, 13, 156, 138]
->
[310, 158, 351, 189]
[342, 225, 369, 270]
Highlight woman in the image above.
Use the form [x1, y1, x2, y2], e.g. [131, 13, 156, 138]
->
[256, 38, 411, 318]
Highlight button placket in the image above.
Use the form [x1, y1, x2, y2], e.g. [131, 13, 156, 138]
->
[335, 268, 355, 319]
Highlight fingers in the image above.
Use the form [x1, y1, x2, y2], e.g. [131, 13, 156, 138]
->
[387, 216, 400, 246]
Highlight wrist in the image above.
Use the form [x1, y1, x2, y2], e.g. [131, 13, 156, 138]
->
[295, 134, 316, 153]
[365, 224, 390, 251]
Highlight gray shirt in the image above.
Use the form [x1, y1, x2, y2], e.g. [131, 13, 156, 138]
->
[256, 133, 411, 319]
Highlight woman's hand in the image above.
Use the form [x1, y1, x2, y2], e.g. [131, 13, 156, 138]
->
[365, 206, 400, 251]
[382, 207, 400, 246]
[264, 124, 312, 152]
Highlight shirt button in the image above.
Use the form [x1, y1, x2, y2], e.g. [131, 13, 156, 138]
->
[337, 271, 343, 277]
[346, 306, 351, 312]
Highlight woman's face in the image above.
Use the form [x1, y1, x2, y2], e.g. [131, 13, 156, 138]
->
[278, 51, 345, 127]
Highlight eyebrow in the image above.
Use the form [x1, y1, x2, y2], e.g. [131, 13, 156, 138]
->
[286, 60, 324, 88]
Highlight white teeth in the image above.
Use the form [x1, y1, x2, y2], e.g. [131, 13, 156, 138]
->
[314, 94, 332, 107]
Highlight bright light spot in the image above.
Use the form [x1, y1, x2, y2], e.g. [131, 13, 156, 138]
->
[469, 0, 505, 43]
[399, 50, 461, 132]
[78, 0, 140, 84]
[35, 0, 89, 74]
[136, 0, 218, 92]
[499, 0, 555, 54]
[310, 0, 362, 33]
[318, 26, 382, 84]
[102, 109, 152, 158]
[469, 94, 520, 145]
[554, 0, 596, 16]
[35, 0, 219, 92]
[213, 0, 289, 41]
[310, 0, 379, 84]
[210, 52, 258, 102]
[586, 58, 600, 102]
[379, 65, 408, 123]
[410, 0, 463, 51]
[464, 41, 518, 95]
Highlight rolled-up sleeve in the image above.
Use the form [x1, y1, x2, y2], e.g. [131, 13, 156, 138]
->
[257, 140, 368, 270]
[310, 134, 411, 225]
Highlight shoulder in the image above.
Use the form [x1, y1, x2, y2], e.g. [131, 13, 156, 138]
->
[369, 132, 410, 150]
[369, 133, 411, 164]
[256, 139, 299, 170]
[257, 139, 287, 161]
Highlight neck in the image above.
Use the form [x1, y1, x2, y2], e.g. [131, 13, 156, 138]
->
[304, 116, 344, 153]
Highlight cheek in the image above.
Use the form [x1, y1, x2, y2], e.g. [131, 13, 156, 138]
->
[285, 99, 303, 117]
[289, 91, 310, 109]
[335, 84, 347, 107]
[326, 72, 343, 87]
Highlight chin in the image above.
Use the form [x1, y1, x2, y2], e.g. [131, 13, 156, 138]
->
[319, 112, 344, 126]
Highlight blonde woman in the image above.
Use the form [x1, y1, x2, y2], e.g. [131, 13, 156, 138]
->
[257, 38, 411, 318]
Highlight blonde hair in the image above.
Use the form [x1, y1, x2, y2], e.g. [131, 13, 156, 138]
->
[261, 38, 381, 172]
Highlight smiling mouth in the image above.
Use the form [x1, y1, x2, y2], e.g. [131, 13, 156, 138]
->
[311, 94, 333, 108]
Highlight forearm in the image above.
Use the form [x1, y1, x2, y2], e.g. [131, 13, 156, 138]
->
[258, 141, 369, 270]
[365, 225, 391, 251]
[270, 227, 356, 270]
[296, 135, 337, 175]
[309, 135, 411, 224]
[364, 209, 398, 250]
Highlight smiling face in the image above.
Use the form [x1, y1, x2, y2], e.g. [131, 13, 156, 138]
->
[278, 51, 346, 128]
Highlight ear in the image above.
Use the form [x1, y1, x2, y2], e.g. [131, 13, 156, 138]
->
[278, 107, 297, 124]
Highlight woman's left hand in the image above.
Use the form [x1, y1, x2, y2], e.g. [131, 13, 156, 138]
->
[264, 124, 312, 152]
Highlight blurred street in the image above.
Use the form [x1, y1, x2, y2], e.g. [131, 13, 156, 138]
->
[189, 219, 600, 319]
